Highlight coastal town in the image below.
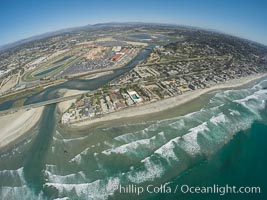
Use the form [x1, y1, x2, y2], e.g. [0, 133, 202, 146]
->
[0, 23, 266, 125]
[0, 32, 143, 96]
[60, 29, 267, 124]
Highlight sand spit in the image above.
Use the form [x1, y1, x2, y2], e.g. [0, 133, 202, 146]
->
[0, 106, 44, 149]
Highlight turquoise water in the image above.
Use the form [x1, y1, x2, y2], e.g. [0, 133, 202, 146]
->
[151, 120, 267, 200]
[132, 94, 138, 100]
[131, 34, 152, 40]
[0, 79, 267, 199]
[35, 65, 62, 77]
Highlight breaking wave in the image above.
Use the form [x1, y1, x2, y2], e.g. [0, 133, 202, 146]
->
[1, 79, 267, 199]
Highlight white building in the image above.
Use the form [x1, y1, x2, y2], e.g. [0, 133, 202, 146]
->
[112, 46, 122, 52]
[62, 112, 71, 124]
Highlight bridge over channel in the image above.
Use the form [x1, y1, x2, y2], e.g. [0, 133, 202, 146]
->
[0, 93, 86, 116]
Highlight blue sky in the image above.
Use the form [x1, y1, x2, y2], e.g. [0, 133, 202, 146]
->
[0, 0, 267, 45]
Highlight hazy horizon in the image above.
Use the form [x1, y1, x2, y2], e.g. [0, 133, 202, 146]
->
[1, 0, 267, 46]
[1, 21, 267, 49]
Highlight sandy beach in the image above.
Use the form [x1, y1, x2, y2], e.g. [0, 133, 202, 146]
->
[80, 71, 113, 80]
[0, 106, 44, 149]
[71, 73, 267, 127]
[57, 89, 87, 113]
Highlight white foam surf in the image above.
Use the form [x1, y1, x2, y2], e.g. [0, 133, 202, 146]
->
[127, 158, 165, 184]
[102, 135, 157, 155]
[177, 122, 208, 156]
[210, 113, 227, 125]
[45, 170, 87, 184]
[44, 176, 120, 200]
[0, 167, 25, 185]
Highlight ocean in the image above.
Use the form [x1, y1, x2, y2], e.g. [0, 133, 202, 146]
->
[0, 79, 267, 200]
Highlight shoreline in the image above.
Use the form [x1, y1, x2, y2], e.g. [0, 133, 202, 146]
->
[0, 106, 44, 150]
[70, 73, 267, 128]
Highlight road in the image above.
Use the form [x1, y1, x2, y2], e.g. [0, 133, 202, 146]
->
[139, 55, 229, 67]
[0, 92, 87, 116]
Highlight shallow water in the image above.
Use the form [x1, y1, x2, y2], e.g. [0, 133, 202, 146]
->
[0, 79, 267, 199]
